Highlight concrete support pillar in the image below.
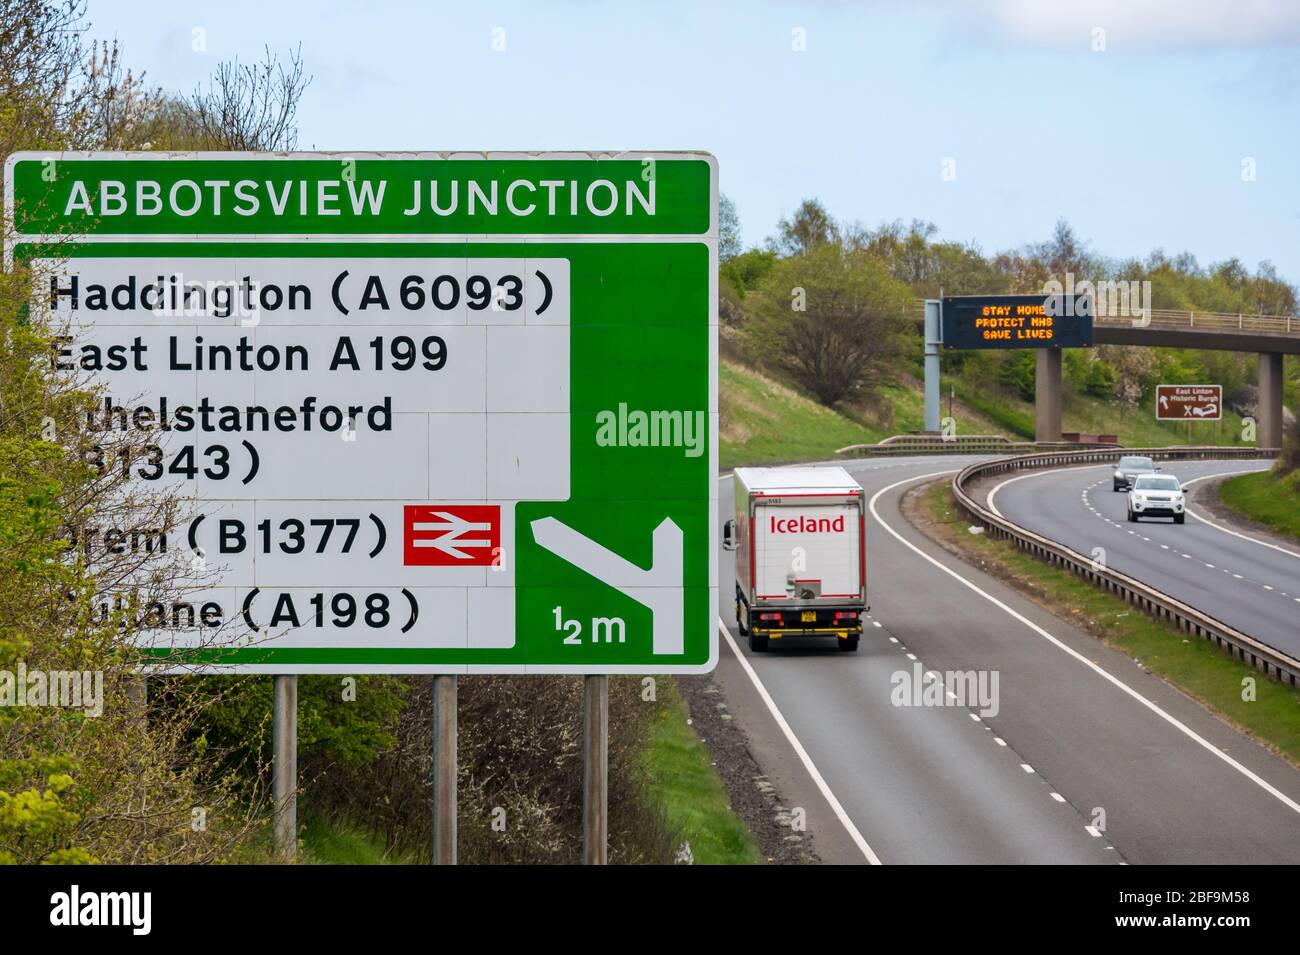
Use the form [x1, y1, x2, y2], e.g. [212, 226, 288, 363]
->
[1258, 352, 1284, 449]
[1035, 349, 1063, 443]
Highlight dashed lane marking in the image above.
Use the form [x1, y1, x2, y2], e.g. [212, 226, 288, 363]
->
[868, 471, 1300, 819]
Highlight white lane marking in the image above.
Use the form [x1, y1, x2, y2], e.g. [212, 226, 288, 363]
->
[1180, 471, 1300, 561]
[1086, 825, 1102, 838]
[868, 472, 1300, 818]
[994, 737, 1007, 746]
[990, 461, 1287, 565]
[1050, 792, 1066, 802]
[716, 620, 883, 865]
[1021, 763, 1036, 774]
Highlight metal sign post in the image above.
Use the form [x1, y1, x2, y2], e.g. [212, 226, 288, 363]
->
[582, 674, 608, 864]
[432, 674, 458, 864]
[272, 674, 298, 860]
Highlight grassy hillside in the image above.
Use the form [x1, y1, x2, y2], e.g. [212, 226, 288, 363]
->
[720, 360, 885, 467]
[1219, 469, 1300, 541]
[720, 359, 1005, 468]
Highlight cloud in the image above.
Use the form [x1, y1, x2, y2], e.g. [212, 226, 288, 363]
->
[974, 0, 1300, 50]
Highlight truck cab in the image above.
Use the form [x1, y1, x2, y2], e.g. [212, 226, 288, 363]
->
[724, 466, 867, 652]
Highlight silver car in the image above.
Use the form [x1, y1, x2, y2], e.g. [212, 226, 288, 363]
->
[1127, 474, 1186, 524]
[1112, 455, 1159, 491]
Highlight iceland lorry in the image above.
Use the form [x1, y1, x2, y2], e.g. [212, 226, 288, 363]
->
[723, 466, 867, 652]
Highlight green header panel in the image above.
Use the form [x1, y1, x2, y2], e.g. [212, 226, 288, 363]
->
[7, 153, 712, 237]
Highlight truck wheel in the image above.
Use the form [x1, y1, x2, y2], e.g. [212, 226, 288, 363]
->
[749, 632, 768, 652]
[838, 635, 860, 652]
[735, 602, 748, 636]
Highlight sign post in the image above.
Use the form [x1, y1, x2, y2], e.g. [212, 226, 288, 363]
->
[6, 150, 718, 862]
[582, 674, 608, 864]
[272, 674, 297, 859]
[432, 674, 457, 864]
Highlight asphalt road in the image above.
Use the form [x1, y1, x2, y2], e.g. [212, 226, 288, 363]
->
[714, 456, 1300, 864]
[989, 460, 1300, 660]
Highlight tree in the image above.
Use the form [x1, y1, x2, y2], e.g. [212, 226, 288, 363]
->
[718, 194, 742, 261]
[747, 244, 914, 405]
[0, 0, 319, 864]
[721, 247, 776, 293]
[184, 45, 310, 151]
[770, 198, 838, 256]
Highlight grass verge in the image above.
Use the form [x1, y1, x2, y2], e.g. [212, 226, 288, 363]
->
[917, 480, 1300, 766]
[642, 679, 761, 864]
[1218, 469, 1300, 542]
[299, 815, 415, 864]
[720, 359, 882, 468]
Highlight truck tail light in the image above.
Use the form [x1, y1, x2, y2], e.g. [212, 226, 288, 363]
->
[834, 611, 859, 620]
[758, 612, 782, 621]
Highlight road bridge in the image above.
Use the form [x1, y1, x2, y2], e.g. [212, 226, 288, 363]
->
[923, 302, 1297, 447]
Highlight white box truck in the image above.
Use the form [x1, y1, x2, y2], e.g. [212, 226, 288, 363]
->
[724, 466, 867, 652]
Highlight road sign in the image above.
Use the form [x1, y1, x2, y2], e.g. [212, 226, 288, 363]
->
[1156, 384, 1221, 420]
[5, 151, 718, 674]
[941, 294, 1093, 350]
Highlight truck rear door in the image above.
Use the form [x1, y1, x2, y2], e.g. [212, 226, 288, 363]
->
[752, 497, 863, 602]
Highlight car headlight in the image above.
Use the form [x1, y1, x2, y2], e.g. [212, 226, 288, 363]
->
[1114, 470, 1123, 478]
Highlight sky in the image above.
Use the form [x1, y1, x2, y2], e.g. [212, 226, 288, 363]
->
[88, 0, 1300, 282]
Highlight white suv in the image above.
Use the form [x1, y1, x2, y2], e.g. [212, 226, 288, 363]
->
[1127, 474, 1186, 524]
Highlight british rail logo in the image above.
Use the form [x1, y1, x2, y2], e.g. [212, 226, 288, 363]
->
[403, 505, 500, 566]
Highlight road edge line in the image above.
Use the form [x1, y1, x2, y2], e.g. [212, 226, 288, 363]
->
[1180, 471, 1300, 560]
[870, 472, 1300, 818]
[715, 620, 883, 864]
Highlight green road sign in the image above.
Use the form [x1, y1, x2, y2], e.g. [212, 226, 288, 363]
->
[5, 151, 719, 674]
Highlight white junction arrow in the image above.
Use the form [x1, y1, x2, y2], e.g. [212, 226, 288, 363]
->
[412, 512, 494, 560]
[530, 516, 684, 656]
